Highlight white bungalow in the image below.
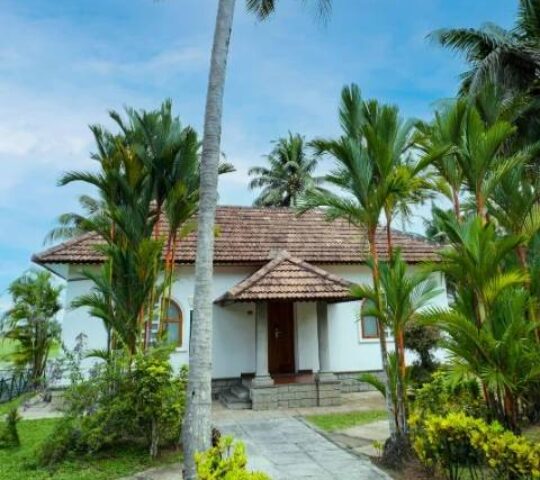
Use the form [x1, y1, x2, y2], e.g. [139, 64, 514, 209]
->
[33, 206, 447, 410]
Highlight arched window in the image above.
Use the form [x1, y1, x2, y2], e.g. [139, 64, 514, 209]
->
[360, 299, 379, 339]
[163, 301, 183, 347]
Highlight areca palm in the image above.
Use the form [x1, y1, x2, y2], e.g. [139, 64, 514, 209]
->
[300, 84, 414, 435]
[184, 2, 332, 476]
[423, 288, 540, 431]
[352, 251, 442, 433]
[429, 211, 528, 327]
[416, 99, 467, 219]
[430, 0, 540, 95]
[457, 106, 530, 221]
[248, 133, 323, 207]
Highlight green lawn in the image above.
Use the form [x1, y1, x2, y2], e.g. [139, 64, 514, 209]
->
[0, 393, 34, 416]
[0, 418, 182, 480]
[304, 409, 388, 432]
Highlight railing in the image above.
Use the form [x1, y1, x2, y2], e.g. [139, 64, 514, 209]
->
[0, 370, 33, 404]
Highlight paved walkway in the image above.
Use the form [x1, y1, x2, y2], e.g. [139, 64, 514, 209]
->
[216, 416, 390, 480]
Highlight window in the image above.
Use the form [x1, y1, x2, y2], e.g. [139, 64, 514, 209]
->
[163, 301, 183, 348]
[360, 299, 379, 339]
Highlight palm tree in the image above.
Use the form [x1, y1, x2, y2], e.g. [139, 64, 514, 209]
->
[429, 0, 540, 95]
[429, 211, 528, 328]
[184, 2, 331, 477]
[353, 251, 442, 433]
[1, 270, 62, 385]
[454, 106, 529, 222]
[423, 287, 540, 431]
[300, 84, 413, 436]
[415, 99, 468, 219]
[248, 133, 323, 207]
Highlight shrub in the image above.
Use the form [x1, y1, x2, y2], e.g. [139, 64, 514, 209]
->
[195, 436, 271, 480]
[0, 408, 21, 448]
[38, 346, 188, 465]
[412, 371, 485, 419]
[410, 412, 540, 480]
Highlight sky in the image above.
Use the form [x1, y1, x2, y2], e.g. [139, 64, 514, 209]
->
[0, 0, 515, 306]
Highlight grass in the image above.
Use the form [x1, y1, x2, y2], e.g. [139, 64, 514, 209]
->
[304, 409, 388, 432]
[0, 418, 182, 480]
[0, 392, 34, 416]
[524, 424, 540, 443]
[0, 340, 60, 369]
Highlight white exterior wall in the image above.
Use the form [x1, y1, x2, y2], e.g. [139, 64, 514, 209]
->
[60, 262, 448, 378]
[324, 264, 448, 373]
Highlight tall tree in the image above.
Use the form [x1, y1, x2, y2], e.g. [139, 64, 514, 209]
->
[353, 251, 442, 433]
[430, 0, 540, 95]
[248, 133, 323, 207]
[1, 270, 62, 384]
[301, 84, 412, 437]
[183, 2, 331, 478]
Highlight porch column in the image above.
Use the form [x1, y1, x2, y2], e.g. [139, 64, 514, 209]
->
[316, 301, 337, 382]
[252, 302, 273, 387]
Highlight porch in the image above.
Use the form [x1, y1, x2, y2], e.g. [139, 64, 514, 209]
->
[214, 251, 357, 410]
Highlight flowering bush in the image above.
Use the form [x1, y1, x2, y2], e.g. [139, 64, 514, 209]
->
[195, 436, 271, 480]
[410, 412, 540, 480]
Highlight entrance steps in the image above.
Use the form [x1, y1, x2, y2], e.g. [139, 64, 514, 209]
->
[219, 384, 252, 410]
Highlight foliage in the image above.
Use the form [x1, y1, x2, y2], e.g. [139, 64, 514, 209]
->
[410, 412, 540, 480]
[38, 347, 188, 465]
[248, 132, 323, 207]
[353, 250, 442, 433]
[430, 1, 540, 96]
[1, 270, 62, 384]
[0, 408, 21, 448]
[404, 321, 440, 386]
[195, 436, 270, 480]
[412, 371, 485, 420]
[305, 409, 388, 432]
[0, 418, 182, 480]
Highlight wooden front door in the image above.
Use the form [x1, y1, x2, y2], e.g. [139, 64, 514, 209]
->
[268, 302, 295, 375]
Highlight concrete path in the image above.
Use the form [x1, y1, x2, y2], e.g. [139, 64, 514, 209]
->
[216, 416, 390, 480]
[330, 420, 390, 457]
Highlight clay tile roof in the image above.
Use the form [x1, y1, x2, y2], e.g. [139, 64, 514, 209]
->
[32, 206, 439, 266]
[215, 250, 356, 303]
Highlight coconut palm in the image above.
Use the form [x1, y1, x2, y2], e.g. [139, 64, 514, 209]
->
[184, 2, 332, 476]
[1, 270, 62, 384]
[353, 251, 442, 433]
[248, 133, 323, 207]
[429, 0, 540, 95]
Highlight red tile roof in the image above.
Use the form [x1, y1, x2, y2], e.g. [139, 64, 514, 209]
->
[32, 206, 438, 266]
[215, 250, 357, 303]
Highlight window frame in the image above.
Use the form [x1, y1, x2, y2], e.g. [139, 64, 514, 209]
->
[359, 299, 380, 340]
[163, 300, 183, 348]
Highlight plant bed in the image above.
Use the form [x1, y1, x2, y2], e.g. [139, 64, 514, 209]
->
[0, 418, 182, 480]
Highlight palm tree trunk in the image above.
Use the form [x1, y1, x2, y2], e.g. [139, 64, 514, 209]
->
[452, 187, 461, 221]
[384, 210, 406, 433]
[368, 227, 398, 436]
[182, 1, 236, 478]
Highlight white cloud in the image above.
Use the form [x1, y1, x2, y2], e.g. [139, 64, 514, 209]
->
[79, 45, 207, 77]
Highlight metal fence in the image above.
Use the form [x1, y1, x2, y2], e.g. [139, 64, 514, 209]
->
[0, 370, 33, 404]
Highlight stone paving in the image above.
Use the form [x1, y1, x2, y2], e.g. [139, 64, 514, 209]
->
[216, 416, 390, 480]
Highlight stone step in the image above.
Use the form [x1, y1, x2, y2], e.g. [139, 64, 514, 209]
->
[219, 390, 252, 410]
[230, 384, 250, 400]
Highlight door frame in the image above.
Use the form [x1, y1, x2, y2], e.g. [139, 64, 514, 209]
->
[267, 302, 296, 375]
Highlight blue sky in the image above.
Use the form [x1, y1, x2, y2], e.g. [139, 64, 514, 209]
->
[0, 0, 514, 305]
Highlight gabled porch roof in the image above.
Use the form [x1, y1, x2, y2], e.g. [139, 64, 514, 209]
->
[215, 250, 356, 304]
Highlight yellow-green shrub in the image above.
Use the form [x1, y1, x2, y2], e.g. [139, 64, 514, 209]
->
[195, 436, 271, 480]
[410, 412, 540, 480]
